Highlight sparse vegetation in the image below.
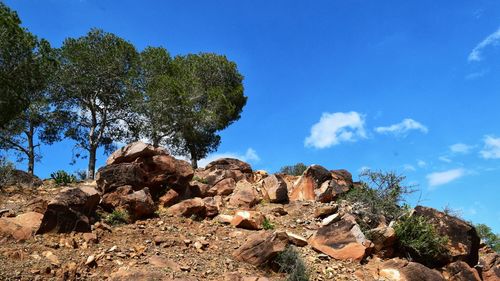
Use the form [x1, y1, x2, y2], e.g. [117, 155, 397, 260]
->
[50, 170, 76, 186]
[279, 163, 307, 176]
[192, 176, 208, 184]
[262, 217, 275, 230]
[475, 223, 500, 253]
[105, 209, 129, 225]
[275, 246, 310, 281]
[0, 156, 15, 188]
[394, 213, 448, 266]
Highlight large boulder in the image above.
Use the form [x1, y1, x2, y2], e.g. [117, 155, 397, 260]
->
[207, 178, 236, 196]
[479, 247, 500, 281]
[232, 231, 289, 266]
[309, 214, 372, 262]
[231, 210, 266, 230]
[139, 154, 194, 193]
[414, 206, 480, 267]
[198, 158, 252, 187]
[378, 258, 444, 281]
[442, 261, 481, 281]
[261, 174, 289, 203]
[229, 181, 260, 208]
[0, 212, 43, 242]
[365, 226, 396, 258]
[106, 141, 166, 165]
[167, 198, 206, 217]
[101, 186, 156, 221]
[315, 169, 353, 203]
[289, 165, 332, 201]
[37, 186, 100, 233]
[3, 169, 43, 188]
[96, 163, 148, 194]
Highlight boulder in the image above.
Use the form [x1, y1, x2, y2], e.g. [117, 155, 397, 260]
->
[286, 232, 308, 247]
[289, 165, 332, 201]
[37, 186, 100, 233]
[106, 141, 166, 165]
[199, 158, 252, 186]
[414, 206, 480, 267]
[231, 210, 266, 230]
[314, 204, 338, 218]
[261, 174, 289, 203]
[109, 267, 172, 281]
[443, 261, 481, 281]
[3, 169, 43, 188]
[205, 158, 252, 174]
[96, 163, 148, 194]
[232, 231, 289, 266]
[365, 226, 396, 258]
[168, 198, 206, 217]
[101, 186, 156, 221]
[315, 169, 353, 203]
[207, 178, 236, 196]
[0, 212, 43, 242]
[229, 181, 260, 208]
[203, 196, 222, 218]
[159, 189, 180, 208]
[479, 247, 500, 281]
[139, 154, 194, 193]
[378, 258, 444, 281]
[309, 214, 372, 261]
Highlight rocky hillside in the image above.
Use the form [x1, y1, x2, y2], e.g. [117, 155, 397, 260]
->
[0, 142, 498, 281]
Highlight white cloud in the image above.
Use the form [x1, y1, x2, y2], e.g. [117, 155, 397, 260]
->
[438, 156, 452, 163]
[305, 111, 366, 149]
[375, 118, 428, 137]
[403, 164, 416, 172]
[197, 148, 260, 168]
[426, 168, 466, 187]
[465, 70, 488, 80]
[417, 160, 427, 168]
[468, 27, 500, 62]
[480, 135, 500, 159]
[358, 166, 371, 173]
[450, 143, 474, 154]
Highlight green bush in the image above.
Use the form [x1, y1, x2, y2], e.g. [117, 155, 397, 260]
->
[275, 246, 310, 281]
[0, 157, 15, 188]
[279, 163, 307, 176]
[105, 209, 129, 225]
[262, 217, 275, 230]
[475, 223, 500, 253]
[192, 175, 208, 184]
[50, 170, 76, 185]
[394, 214, 448, 266]
[340, 170, 415, 230]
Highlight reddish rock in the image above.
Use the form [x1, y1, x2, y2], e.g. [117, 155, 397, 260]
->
[203, 196, 222, 218]
[261, 174, 289, 203]
[315, 169, 353, 203]
[286, 232, 308, 247]
[207, 178, 236, 196]
[289, 165, 332, 201]
[479, 247, 500, 281]
[378, 258, 444, 281]
[0, 212, 43, 242]
[159, 189, 180, 207]
[231, 211, 266, 230]
[96, 163, 148, 194]
[168, 198, 206, 217]
[37, 186, 100, 233]
[224, 272, 270, 281]
[139, 154, 194, 193]
[314, 204, 339, 218]
[205, 158, 252, 174]
[101, 186, 156, 220]
[106, 141, 166, 165]
[232, 231, 289, 266]
[109, 267, 171, 280]
[414, 206, 480, 267]
[309, 214, 372, 262]
[443, 261, 481, 281]
[229, 181, 260, 208]
[199, 158, 252, 186]
[365, 226, 396, 258]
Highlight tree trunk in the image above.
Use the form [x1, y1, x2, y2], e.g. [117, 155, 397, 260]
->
[26, 125, 35, 175]
[190, 149, 198, 169]
[88, 145, 97, 180]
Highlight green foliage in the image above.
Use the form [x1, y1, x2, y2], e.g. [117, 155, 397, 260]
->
[192, 175, 208, 184]
[105, 210, 129, 225]
[475, 223, 500, 253]
[275, 246, 310, 281]
[262, 217, 275, 230]
[340, 170, 415, 229]
[279, 163, 307, 176]
[54, 28, 140, 179]
[0, 156, 15, 188]
[394, 214, 448, 266]
[50, 170, 76, 186]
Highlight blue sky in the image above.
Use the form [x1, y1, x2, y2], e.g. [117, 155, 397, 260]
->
[4, 0, 500, 232]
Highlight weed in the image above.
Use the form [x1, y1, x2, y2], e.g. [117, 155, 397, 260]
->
[262, 217, 275, 230]
[105, 209, 129, 225]
[50, 170, 76, 186]
[275, 246, 310, 281]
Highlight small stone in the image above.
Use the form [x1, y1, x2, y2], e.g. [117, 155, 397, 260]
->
[85, 255, 96, 267]
[321, 213, 340, 226]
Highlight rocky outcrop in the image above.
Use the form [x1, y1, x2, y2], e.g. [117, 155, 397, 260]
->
[232, 231, 289, 266]
[261, 174, 288, 203]
[479, 247, 500, 281]
[3, 169, 43, 188]
[168, 198, 206, 217]
[309, 214, 372, 261]
[207, 178, 236, 196]
[0, 212, 43, 242]
[378, 258, 444, 281]
[414, 206, 480, 267]
[443, 261, 481, 281]
[229, 181, 260, 208]
[197, 158, 252, 187]
[102, 186, 156, 221]
[37, 186, 100, 233]
[315, 169, 353, 203]
[365, 226, 396, 258]
[106, 141, 166, 165]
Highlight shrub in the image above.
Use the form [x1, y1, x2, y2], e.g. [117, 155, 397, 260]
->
[279, 163, 307, 176]
[394, 214, 448, 266]
[262, 217, 275, 230]
[50, 170, 76, 185]
[275, 246, 310, 281]
[475, 223, 500, 253]
[340, 170, 415, 230]
[105, 209, 129, 225]
[75, 169, 88, 181]
[0, 156, 14, 188]
[192, 175, 208, 184]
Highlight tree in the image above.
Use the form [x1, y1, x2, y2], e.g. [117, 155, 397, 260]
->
[476, 223, 500, 252]
[136, 52, 246, 168]
[54, 29, 140, 179]
[279, 163, 307, 176]
[0, 38, 64, 175]
[0, 2, 34, 128]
